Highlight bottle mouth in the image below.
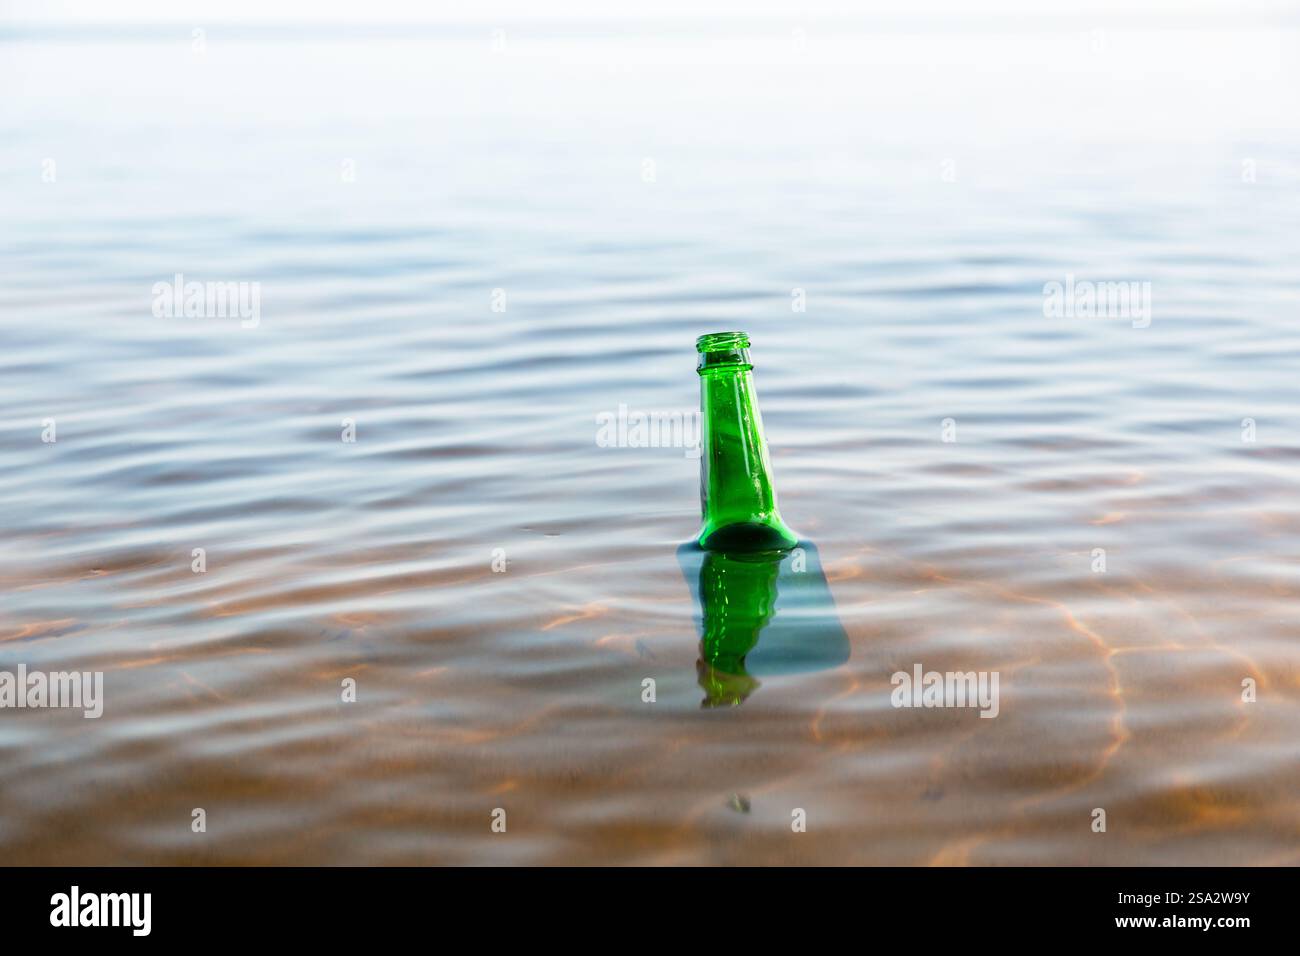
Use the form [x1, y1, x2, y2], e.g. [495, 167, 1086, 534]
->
[696, 331, 751, 353]
[696, 331, 753, 373]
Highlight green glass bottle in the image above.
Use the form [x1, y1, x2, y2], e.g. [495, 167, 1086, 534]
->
[695, 331, 798, 552]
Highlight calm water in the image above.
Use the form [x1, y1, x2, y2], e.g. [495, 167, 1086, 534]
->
[2, 22, 1299, 864]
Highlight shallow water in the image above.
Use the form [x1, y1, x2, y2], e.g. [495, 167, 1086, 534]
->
[1, 20, 1299, 864]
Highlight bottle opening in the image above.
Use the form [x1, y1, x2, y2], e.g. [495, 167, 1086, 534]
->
[696, 331, 753, 373]
[696, 331, 751, 353]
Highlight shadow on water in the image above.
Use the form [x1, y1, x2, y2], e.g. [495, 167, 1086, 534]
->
[677, 541, 851, 708]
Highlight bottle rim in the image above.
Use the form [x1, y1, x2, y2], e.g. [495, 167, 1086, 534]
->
[696, 331, 750, 353]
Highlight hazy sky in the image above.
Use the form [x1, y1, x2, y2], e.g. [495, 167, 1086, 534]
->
[5, 0, 1296, 23]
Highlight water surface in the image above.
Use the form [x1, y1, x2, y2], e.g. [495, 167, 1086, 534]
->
[1, 20, 1298, 864]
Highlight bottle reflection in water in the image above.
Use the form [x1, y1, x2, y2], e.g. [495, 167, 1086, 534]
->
[679, 542, 850, 708]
